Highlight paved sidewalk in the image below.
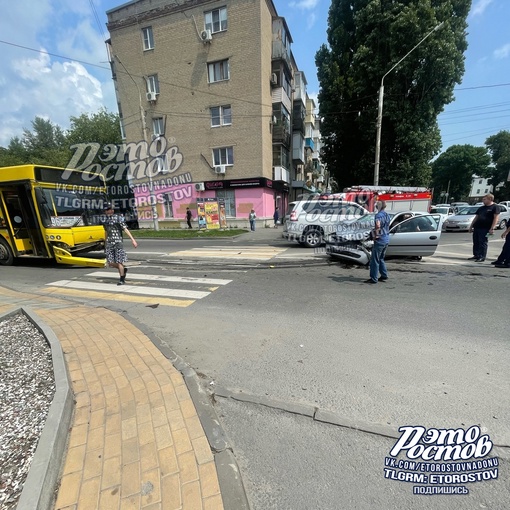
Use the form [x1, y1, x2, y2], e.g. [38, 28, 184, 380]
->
[0, 287, 224, 510]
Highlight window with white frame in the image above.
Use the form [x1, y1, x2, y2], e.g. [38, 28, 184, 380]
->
[208, 60, 229, 83]
[142, 27, 154, 50]
[205, 7, 227, 33]
[213, 147, 233, 167]
[146, 75, 160, 94]
[216, 189, 235, 217]
[210, 105, 231, 127]
[163, 193, 173, 218]
[152, 117, 165, 136]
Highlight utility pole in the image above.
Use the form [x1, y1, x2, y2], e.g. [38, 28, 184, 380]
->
[374, 21, 444, 186]
[115, 56, 159, 230]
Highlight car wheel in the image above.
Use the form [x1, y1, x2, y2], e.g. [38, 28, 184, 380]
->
[0, 237, 14, 266]
[498, 219, 507, 230]
[302, 228, 323, 248]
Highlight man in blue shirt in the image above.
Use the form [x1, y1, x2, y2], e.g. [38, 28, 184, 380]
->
[366, 200, 391, 284]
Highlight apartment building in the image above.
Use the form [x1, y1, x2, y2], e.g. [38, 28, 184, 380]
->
[106, 0, 314, 227]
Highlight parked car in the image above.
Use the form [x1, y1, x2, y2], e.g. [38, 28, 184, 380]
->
[498, 201, 510, 209]
[443, 206, 479, 231]
[443, 204, 509, 231]
[450, 201, 469, 213]
[429, 206, 454, 229]
[282, 198, 369, 248]
[325, 212, 442, 264]
[496, 204, 510, 229]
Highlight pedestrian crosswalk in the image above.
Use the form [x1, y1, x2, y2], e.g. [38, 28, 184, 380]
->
[43, 271, 232, 308]
[167, 245, 288, 261]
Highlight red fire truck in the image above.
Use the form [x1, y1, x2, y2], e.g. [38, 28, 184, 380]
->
[321, 186, 432, 213]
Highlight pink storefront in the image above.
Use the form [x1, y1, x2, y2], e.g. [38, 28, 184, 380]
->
[133, 177, 289, 228]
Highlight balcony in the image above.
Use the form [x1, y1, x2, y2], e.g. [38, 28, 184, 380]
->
[272, 124, 291, 147]
[273, 166, 290, 183]
[305, 137, 315, 151]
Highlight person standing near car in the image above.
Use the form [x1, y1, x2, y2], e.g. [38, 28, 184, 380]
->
[366, 200, 391, 284]
[102, 203, 138, 285]
[492, 222, 510, 268]
[468, 194, 500, 262]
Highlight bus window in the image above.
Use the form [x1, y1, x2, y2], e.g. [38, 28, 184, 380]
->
[36, 188, 106, 228]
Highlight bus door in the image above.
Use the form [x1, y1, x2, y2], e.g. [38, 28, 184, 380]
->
[1, 186, 48, 257]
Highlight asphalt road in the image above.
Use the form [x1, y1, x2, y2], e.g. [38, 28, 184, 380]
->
[2, 230, 509, 509]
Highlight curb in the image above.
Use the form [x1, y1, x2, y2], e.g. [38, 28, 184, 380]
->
[1, 307, 74, 510]
[121, 312, 251, 510]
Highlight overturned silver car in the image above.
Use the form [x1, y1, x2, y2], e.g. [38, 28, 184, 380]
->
[325, 211, 442, 265]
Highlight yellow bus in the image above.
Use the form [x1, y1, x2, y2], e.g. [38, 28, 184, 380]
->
[0, 164, 107, 267]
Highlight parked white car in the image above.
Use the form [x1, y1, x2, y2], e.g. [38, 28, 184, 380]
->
[282, 198, 369, 247]
[429, 206, 454, 229]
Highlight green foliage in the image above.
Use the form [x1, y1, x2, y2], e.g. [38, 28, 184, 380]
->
[316, 0, 470, 189]
[431, 144, 491, 202]
[485, 131, 510, 201]
[0, 118, 70, 167]
[0, 109, 121, 172]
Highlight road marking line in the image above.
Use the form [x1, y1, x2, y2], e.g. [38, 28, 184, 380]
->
[46, 280, 210, 299]
[42, 287, 193, 307]
[166, 246, 287, 260]
[87, 271, 232, 285]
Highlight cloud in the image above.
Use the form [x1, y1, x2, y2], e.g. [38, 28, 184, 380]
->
[289, 0, 320, 11]
[0, 1, 116, 147]
[470, 0, 494, 17]
[493, 43, 510, 60]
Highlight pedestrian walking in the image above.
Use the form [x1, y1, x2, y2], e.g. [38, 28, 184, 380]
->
[366, 200, 391, 284]
[468, 194, 500, 262]
[186, 207, 193, 229]
[492, 222, 510, 268]
[273, 207, 280, 228]
[101, 203, 138, 285]
[249, 209, 256, 231]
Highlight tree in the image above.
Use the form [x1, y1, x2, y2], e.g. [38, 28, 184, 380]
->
[485, 131, 510, 201]
[316, 0, 470, 189]
[0, 117, 70, 167]
[0, 109, 121, 171]
[431, 145, 491, 202]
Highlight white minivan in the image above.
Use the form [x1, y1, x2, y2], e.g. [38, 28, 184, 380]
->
[282, 198, 369, 248]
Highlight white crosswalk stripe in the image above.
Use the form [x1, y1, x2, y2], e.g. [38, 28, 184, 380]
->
[167, 245, 287, 261]
[86, 271, 232, 285]
[43, 271, 233, 307]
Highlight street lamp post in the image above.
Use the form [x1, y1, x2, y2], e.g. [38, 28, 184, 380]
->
[373, 21, 444, 186]
[115, 56, 159, 230]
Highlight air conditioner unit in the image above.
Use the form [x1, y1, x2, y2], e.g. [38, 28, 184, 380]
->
[200, 29, 212, 42]
[214, 165, 226, 175]
[270, 73, 278, 85]
[146, 91, 157, 102]
[195, 182, 205, 191]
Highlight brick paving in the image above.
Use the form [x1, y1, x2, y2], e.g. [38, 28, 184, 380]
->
[0, 287, 224, 510]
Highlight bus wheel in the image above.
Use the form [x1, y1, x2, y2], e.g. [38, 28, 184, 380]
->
[0, 237, 14, 266]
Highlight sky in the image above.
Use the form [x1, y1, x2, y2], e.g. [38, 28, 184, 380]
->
[0, 0, 509, 155]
